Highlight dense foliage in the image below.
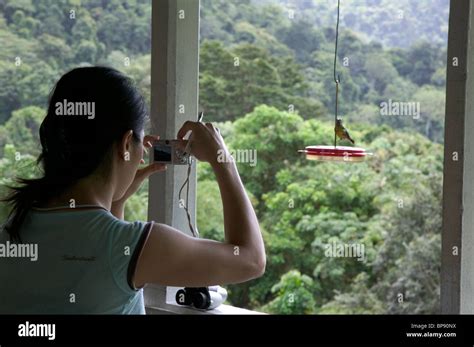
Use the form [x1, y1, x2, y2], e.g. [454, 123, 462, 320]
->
[0, 0, 447, 314]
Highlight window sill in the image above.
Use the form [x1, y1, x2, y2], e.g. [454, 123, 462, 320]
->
[146, 303, 264, 315]
[144, 284, 265, 315]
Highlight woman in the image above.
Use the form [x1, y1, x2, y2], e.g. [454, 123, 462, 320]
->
[0, 67, 265, 314]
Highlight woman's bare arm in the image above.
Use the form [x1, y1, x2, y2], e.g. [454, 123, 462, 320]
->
[134, 121, 266, 287]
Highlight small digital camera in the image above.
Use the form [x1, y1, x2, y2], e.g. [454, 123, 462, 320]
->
[152, 139, 191, 165]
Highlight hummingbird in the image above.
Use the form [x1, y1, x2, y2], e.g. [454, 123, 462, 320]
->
[335, 118, 355, 144]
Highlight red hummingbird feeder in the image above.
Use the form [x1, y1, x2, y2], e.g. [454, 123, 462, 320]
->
[299, 145, 369, 163]
[300, 0, 371, 163]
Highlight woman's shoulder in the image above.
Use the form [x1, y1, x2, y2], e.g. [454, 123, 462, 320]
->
[25, 206, 152, 240]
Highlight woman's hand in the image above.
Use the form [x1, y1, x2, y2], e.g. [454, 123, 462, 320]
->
[177, 121, 230, 166]
[113, 135, 167, 206]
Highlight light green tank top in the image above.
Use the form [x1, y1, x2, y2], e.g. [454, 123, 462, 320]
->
[0, 206, 152, 314]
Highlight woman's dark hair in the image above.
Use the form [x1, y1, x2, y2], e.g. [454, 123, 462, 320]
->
[2, 66, 148, 242]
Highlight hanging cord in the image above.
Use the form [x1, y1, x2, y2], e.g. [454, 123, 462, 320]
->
[178, 160, 198, 237]
[178, 112, 204, 238]
[333, 0, 341, 148]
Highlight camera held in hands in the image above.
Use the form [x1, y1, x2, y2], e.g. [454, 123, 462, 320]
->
[152, 139, 191, 165]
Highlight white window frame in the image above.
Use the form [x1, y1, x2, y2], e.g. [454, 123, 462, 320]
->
[144, 0, 474, 314]
[144, 0, 261, 315]
[441, 0, 474, 314]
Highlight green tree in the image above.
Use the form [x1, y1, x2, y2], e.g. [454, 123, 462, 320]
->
[318, 273, 384, 314]
[0, 62, 57, 121]
[0, 106, 44, 158]
[278, 19, 325, 64]
[412, 86, 445, 143]
[262, 270, 317, 314]
[200, 41, 325, 122]
[364, 53, 399, 96]
[0, 143, 41, 222]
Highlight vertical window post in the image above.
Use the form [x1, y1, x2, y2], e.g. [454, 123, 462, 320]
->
[441, 0, 474, 314]
[145, 0, 200, 310]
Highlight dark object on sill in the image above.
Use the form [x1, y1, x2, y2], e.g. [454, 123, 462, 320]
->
[175, 286, 227, 310]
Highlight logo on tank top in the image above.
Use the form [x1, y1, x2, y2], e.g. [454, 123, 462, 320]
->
[62, 255, 96, 261]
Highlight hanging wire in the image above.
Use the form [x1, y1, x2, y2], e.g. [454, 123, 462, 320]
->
[333, 0, 341, 148]
[178, 161, 198, 237]
[178, 112, 204, 238]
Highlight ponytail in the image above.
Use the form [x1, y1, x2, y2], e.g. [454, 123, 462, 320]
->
[2, 178, 46, 243]
[1, 66, 147, 243]
[2, 175, 76, 243]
